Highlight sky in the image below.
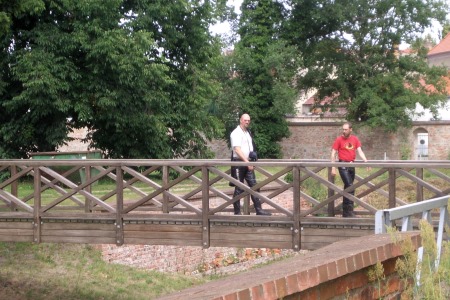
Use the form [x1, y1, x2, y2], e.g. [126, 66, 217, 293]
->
[209, 0, 242, 35]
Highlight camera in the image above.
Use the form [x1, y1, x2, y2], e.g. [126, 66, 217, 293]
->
[249, 151, 258, 162]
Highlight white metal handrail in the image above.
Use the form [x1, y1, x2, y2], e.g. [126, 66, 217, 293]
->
[375, 196, 449, 284]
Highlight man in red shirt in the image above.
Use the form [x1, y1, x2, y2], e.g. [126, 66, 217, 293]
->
[331, 122, 369, 217]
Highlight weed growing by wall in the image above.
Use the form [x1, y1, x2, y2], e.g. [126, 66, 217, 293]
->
[390, 220, 450, 299]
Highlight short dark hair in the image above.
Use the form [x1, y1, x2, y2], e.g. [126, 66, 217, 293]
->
[343, 121, 352, 129]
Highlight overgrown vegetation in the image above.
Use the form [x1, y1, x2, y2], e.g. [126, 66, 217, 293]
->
[367, 262, 386, 298]
[388, 220, 450, 299]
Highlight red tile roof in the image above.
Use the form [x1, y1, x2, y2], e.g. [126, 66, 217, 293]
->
[404, 75, 450, 95]
[304, 94, 338, 105]
[428, 33, 450, 56]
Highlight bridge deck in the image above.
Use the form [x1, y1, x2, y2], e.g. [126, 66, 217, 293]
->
[0, 213, 375, 250]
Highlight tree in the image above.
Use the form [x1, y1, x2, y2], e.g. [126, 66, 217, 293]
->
[440, 20, 450, 39]
[213, 0, 300, 158]
[0, 0, 227, 159]
[287, 0, 449, 131]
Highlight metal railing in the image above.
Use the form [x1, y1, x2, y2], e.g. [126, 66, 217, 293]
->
[375, 195, 449, 283]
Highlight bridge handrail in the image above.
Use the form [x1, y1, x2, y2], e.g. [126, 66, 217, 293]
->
[374, 195, 449, 279]
[4, 158, 450, 167]
[2, 159, 450, 249]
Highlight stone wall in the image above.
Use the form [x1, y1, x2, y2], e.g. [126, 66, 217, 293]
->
[210, 121, 450, 160]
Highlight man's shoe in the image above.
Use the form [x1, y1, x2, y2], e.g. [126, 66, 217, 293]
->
[233, 201, 241, 215]
[343, 211, 356, 218]
[255, 208, 272, 216]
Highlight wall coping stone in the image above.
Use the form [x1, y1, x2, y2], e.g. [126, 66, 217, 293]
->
[158, 232, 421, 300]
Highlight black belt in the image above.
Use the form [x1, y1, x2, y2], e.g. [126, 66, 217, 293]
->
[339, 159, 354, 162]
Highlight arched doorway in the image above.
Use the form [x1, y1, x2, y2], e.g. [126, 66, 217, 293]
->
[413, 128, 429, 160]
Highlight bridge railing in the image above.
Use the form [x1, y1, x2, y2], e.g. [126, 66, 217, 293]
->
[0, 159, 449, 249]
[375, 195, 450, 284]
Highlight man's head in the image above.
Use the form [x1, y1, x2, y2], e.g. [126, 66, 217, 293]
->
[342, 122, 352, 138]
[240, 113, 251, 130]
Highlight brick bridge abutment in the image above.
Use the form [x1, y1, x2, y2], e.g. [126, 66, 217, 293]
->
[158, 232, 420, 300]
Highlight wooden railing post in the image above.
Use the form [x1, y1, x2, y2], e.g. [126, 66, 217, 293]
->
[243, 195, 250, 215]
[84, 165, 92, 212]
[327, 166, 335, 216]
[201, 167, 210, 249]
[163, 166, 169, 213]
[388, 168, 396, 208]
[416, 168, 423, 202]
[115, 167, 124, 246]
[292, 166, 301, 251]
[10, 165, 17, 211]
[33, 167, 41, 243]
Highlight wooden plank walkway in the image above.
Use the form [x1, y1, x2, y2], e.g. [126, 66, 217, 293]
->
[0, 213, 375, 250]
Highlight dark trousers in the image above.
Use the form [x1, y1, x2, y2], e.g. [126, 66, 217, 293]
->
[231, 165, 261, 212]
[338, 166, 355, 214]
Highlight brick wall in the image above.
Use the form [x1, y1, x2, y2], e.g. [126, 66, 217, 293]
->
[62, 121, 450, 161]
[210, 121, 450, 160]
[96, 244, 295, 276]
[96, 191, 298, 275]
[158, 232, 421, 300]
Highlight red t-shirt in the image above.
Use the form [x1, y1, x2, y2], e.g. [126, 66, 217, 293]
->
[332, 135, 361, 162]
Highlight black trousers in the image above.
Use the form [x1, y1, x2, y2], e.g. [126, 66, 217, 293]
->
[231, 165, 260, 205]
[338, 166, 355, 211]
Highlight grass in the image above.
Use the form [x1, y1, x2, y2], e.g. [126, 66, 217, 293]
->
[0, 165, 449, 298]
[0, 242, 207, 300]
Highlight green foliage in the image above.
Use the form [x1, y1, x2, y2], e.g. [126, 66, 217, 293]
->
[212, 0, 301, 158]
[367, 262, 386, 298]
[441, 21, 450, 39]
[288, 0, 449, 132]
[284, 171, 293, 183]
[392, 220, 450, 299]
[400, 143, 412, 160]
[284, 170, 327, 201]
[0, 0, 228, 159]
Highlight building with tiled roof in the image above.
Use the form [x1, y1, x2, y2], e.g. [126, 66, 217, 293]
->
[290, 37, 450, 122]
[428, 32, 450, 67]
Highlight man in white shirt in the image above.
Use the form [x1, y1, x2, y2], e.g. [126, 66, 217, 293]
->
[230, 113, 271, 216]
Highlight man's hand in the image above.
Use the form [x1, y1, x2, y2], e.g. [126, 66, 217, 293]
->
[331, 166, 336, 176]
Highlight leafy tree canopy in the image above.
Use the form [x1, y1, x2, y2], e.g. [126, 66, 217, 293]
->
[212, 0, 301, 158]
[286, 0, 449, 131]
[0, 0, 228, 158]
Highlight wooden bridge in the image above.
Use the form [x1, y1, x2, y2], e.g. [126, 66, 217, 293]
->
[0, 159, 449, 251]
